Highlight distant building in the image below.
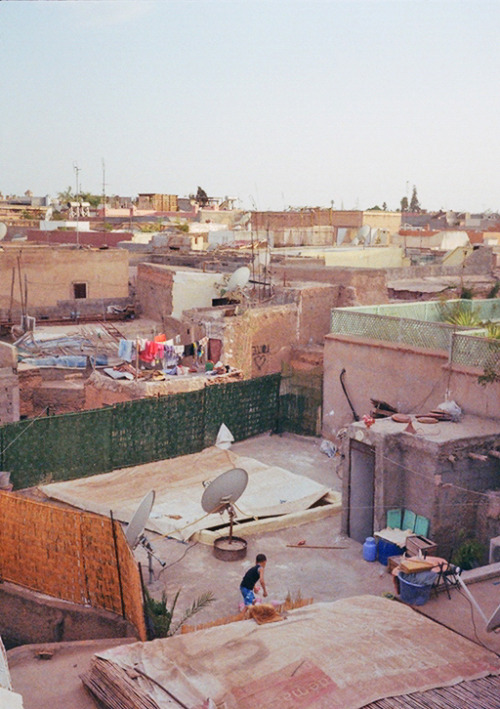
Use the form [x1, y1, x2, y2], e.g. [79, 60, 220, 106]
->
[137, 194, 178, 212]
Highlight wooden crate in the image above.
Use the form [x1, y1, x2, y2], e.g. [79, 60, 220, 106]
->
[406, 534, 437, 557]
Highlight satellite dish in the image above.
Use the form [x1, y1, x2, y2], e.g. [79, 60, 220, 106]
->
[457, 576, 500, 632]
[125, 489, 155, 548]
[0, 223, 6, 240]
[486, 603, 500, 632]
[201, 468, 249, 560]
[356, 225, 371, 244]
[225, 266, 250, 292]
[201, 468, 248, 513]
[370, 227, 379, 244]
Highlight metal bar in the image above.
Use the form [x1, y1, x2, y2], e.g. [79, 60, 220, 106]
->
[110, 510, 126, 618]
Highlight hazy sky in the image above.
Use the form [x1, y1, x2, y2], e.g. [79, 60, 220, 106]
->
[2, 1, 499, 212]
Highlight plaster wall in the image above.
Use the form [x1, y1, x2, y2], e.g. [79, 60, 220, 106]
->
[135, 263, 222, 322]
[0, 343, 19, 424]
[323, 247, 407, 269]
[0, 582, 135, 649]
[135, 262, 174, 322]
[39, 221, 91, 231]
[255, 226, 335, 248]
[296, 285, 343, 345]
[0, 370, 19, 424]
[341, 419, 500, 562]
[27, 229, 133, 247]
[171, 269, 222, 319]
[323, 334, 500, 438]
[223, 306, 297, 378]
[361, 211, 401, 233]
[83, 371, 206, 410]
[270, 264, 388, 305]
[0, 245, 128, 308]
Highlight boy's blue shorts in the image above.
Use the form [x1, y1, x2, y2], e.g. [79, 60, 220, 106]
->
[240, 586, 255, 606]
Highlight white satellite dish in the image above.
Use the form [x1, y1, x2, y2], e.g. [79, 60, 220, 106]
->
[125, 489, 155, 548]
[356, 225, 371, 243]
[370, 227, 379, 244]
[457, 576, 500, 632]
[0, 223, 6, 241]
[201, 468, 248, 514]
[125, 490, 166, 583]
[201, 468, 249, 560]
[225, 266, 250, 292]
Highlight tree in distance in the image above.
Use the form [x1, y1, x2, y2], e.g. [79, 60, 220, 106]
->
[410, 185, 421, 213]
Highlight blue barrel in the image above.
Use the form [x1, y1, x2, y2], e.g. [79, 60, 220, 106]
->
[378, 538, 401, 565]
[363, 536, 377, 562]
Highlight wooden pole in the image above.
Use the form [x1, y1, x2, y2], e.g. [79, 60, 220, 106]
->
[286, 544, 347, 550]
[110, 510, 126, 618]
[8, 267, 15, 324]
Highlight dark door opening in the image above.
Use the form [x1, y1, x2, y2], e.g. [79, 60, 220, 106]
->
[348, 439, 375, 543]
[73, 282, 87, 299]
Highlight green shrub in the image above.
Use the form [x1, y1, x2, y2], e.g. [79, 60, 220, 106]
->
[144, 588, 215, 638]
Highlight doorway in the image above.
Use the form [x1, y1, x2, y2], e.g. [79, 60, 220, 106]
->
[348, 439, 375, 543]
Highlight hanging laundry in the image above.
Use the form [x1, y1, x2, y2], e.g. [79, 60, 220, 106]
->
[183, 343, 195, 357]
[154, 333, 167, 343]
[118, 339, 134, 362]
[164, 345, 178, 367]
[139, 340, 159, 363]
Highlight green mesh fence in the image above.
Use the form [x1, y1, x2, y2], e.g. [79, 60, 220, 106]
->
[331, 309, 457, 352]
[0, 375, 281, 489]
[278, 364, 322, 436]
[451, 332, 500, 371]
[341, 299, 500, 322]
[1, 408, 113, 489]
[203, 375, 281, 445]
[111, 390, 205, 469]
[331, 299, 500, 356]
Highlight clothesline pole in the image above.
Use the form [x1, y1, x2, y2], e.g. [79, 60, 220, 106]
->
[135, 338, 139, 380]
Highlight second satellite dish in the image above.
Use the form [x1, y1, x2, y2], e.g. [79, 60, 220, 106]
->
[0, 223, 7, 241]
[201, 468, 249, 561]
[201, 468, 248, 514]
[225, 266, 250, 292]
[125, 489, 155, 547]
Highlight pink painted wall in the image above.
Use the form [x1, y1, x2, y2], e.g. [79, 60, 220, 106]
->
[27, 230, 132, 247]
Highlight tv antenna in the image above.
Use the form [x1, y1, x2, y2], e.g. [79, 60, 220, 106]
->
[125, 490, 166, 583]
[201, 468, 249, 561]
[73, 161, 81, 247]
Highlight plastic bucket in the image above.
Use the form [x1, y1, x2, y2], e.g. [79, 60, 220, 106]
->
[398, 572, 433, 606]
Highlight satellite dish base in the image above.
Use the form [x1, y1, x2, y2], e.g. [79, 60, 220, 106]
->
[139, 534, 166, 584]
[213, 535, 247, 561]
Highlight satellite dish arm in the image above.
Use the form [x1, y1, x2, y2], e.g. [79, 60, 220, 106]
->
[340, 368, 360, 422]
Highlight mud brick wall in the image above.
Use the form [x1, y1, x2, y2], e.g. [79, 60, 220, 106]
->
[135, 262, 174, 321]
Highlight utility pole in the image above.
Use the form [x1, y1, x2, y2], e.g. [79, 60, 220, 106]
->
[102, 158, 107, 219]
[73, 162, 81, 246]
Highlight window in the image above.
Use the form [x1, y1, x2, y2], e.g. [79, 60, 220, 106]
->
[73, 282, 87, 299]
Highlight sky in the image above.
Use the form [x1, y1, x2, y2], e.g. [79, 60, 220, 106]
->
[1, 0, 499, 213]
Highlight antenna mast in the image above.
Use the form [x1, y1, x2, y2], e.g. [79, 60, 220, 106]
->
[73, 162, 81, 247]
[102, 158, 107, 219]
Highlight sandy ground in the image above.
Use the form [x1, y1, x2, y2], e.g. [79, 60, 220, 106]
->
[7, 432, 500, 708]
